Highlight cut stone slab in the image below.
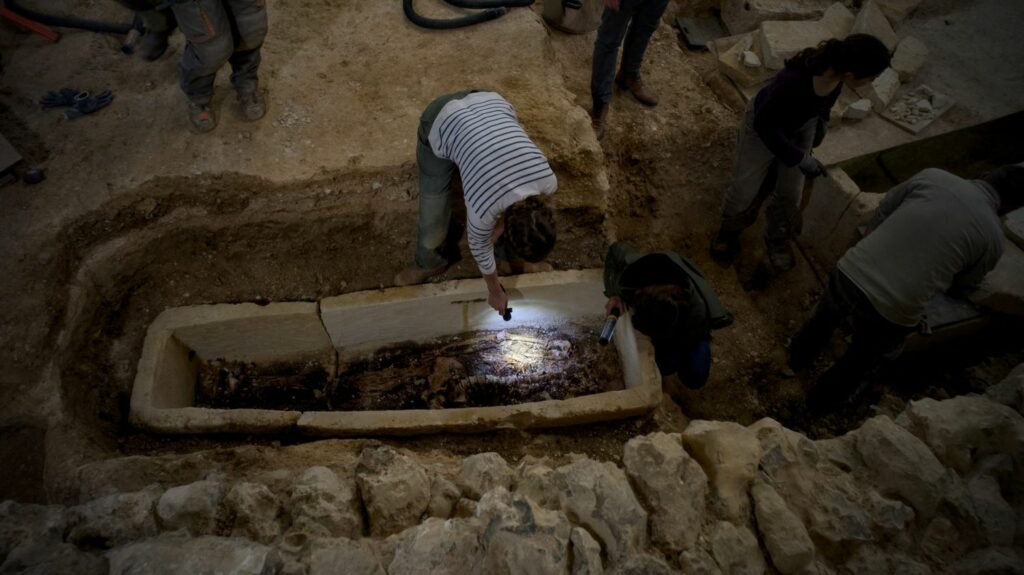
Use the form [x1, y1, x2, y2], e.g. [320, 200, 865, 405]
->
[819, 2, 855, 39]
[855, 415, 948, 518]
[891, 36, 929, 82]
[106, 535, 281, 575]
[972, 239, 1024, 317]
[759, 20, 834, 70]
[721, 0, 832, 35]
[1005, 207, 1024, 250]
[844, 98, 873, 121]
[798, 167, 883, 268]
[851, 1, 899, 52]
[855, 68, 901, 110]
[874, 0, 923, 24]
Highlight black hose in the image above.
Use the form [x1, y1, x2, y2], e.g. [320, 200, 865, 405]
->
[5, 0, 133, 35]
[404, 0, 535, 30]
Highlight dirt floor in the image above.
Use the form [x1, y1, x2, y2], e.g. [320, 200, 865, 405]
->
[0, 0, 1022, 504]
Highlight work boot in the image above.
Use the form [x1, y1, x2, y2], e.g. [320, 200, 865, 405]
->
[187, 101, 216, 134]
[394, 264, 447, 286]
[590, 104, 609, 140]
[238, 89, 267, 122]
[767, 240, 796, 272]
[709, 229, 740, 265]
[615, 73, 658, 107]
[138, 30, 170, 61]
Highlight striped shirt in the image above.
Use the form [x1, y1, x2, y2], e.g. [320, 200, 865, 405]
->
[428, 92, 557, 275]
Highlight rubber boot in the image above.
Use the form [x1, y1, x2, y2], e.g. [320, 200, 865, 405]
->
[709, 229, 740, 265]
[138, 30, 170, 61]
[238, 89, 267, 122]
[187, 101, 216, 133]
[591, 103, 609, 140]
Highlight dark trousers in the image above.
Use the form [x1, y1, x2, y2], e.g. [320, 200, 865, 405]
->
[170, 0, 268, 105]
[413, 91, 475, 270]
[790, 269, 915, 408]
[655, 338, 712, 389]
[590, 0, 669, 109]
[114, 0, 176, 34]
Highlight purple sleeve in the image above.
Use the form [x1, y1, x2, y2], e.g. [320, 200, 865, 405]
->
[752, 76, 809, 167]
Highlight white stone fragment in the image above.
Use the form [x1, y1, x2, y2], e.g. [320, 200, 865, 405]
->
[844, 98, 874, 120]
[855, 68, 901, 110]
[758, 20, 834, 70]
[891, 36, 929, 82]
[742, 50, 762, 68]
[851, 1, 899, 52]
[819, 2, 855, 39]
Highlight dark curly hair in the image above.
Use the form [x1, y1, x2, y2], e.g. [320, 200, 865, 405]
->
[504, 196, 556, 263]
[786, 34, 891, 79]
[630, 283, 689, 340]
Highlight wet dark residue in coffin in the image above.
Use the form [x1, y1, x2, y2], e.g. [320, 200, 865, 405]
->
[194, 326, 624, 411]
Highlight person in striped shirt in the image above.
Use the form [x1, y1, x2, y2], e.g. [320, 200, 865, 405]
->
[395, 91, 558, 315]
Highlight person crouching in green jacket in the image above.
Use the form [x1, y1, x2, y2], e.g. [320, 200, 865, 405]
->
[603, 242, 734, 390]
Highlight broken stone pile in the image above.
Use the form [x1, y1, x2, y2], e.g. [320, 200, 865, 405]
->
[3, 364, 1024, 574]
[714, 0, 937, 127]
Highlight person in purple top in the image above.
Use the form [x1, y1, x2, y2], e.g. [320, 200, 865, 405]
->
[710, 34, 891, 272]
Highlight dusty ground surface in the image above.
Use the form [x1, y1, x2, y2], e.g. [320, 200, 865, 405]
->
[0, 0, 1021, 504]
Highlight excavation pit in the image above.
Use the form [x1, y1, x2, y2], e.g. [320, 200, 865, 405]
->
[130, 270, 660, 436]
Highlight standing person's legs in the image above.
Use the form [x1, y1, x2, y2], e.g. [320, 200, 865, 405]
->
[789, 268, 855, 370]
[616, 0, 669, 106]
[223, 0, 268, 108]
[397, 92, 474, 284]
[590, 3, 635, 109]
[171, 0, 234, 131]
[711, 102, 777, 262]
[764, 118, 815, 270]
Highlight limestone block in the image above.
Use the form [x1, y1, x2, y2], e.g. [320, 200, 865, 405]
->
[356, 447, 431, 537]
[456, 452, 513, 500]
[68, 485, 162, 549]
[815, 433, 863, 473]
[309, 538, 386, 575]
[874, 0, 923, 24]
[819, 3, 855, 39]
[156, 479, 227, 536]
[288, 466, 362, 539]
[1005, 207, 1024, 249]
[844, 546, 930, 575]
[570, 527, 603, 575]
[967, 475, 1016, 547]
[107, 534, 281, 575]
[750, 418, 819, 479]
[476, 489, 572, 575]
[827, 189, 883, 263]
[851, 1, 899, 52]
[843, 98, 873, 120]
[0, 501, 66, 560]
[891, 36, 929, 82]
[682, 420, 760, 520]
[609, 554, 677, 575]
[551, 458, 648, 564]
[752, 481, 814, 574]
[710, 521, 766, 575]
[899, 395, 1024, 476]
[721, 0, 832, 35]
[515, 461, 560, 510]
[679, 549, 722, 575]
[987, 363, 1024, 415]
[972, 239, 1024, 317]
[225, 482, 281, 544]
[0, 541, 106, 575]
[718, 34, 772, 88]
[622, 432, 708, 552]
[426, 474, 460, 519]
[865, 490, 914, 535]
[949, 548, 1024, 575]
[855, 415, 948, 518]
[759, 20, 834, 70]
[388, 517, 484, 575]
[801, 167, 860, 248]
[855, 68, 901, 110]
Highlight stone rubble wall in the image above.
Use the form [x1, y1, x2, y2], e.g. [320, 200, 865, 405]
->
[3, 365, 1024, 575]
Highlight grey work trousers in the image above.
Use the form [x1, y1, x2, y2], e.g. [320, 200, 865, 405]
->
[170, 0, 268, 105]
[720, 100, 815, 246]
[590, 0, 669, 109]
[413, 91, 476, 271]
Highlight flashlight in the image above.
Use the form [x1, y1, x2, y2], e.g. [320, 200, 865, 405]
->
[500, 284, 512, 321]
[599, 307, 621, 346]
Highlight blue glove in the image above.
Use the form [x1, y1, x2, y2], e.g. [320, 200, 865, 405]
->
[40, 88, 80, 109]
[64, 91, 114, 120]
[798, 154, 827, 179]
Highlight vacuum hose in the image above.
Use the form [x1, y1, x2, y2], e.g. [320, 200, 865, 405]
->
[403, 0, 534, 30]
[5, 0, 134, 35]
